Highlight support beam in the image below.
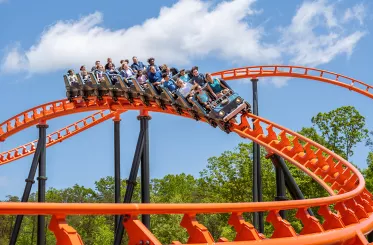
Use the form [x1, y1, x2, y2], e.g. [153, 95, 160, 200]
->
[9, 124, 46, 245]
[113, 114, 121, 232]
[251, 78, 263, 233]
[270, 154, 314, 216]
[138, 110, 151, 229]
[114, 127, 145, 245]
[37, 123, 48, 245]
[269, 155, 287, 219]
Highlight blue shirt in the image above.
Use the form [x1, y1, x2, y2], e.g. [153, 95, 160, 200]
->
[162, 79, 177, 92]
[180, 74, 190, 83]
[148, 71, 162, 83]
[197, 91, 210, 103]
[131, 61, 145, 72]
[147, 65, 160, 77]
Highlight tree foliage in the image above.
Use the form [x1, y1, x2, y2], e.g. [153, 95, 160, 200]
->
[304, 106, 369, 160]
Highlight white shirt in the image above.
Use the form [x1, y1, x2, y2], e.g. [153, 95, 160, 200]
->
[178, 82, 193, 97]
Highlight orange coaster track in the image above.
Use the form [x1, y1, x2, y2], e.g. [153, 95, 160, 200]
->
[0, 65, 372, 245]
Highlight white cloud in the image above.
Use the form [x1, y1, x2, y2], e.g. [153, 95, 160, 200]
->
[1, 44, 28, 73]
[343, 3, 366, 25]
[0, 0, 280, 74]
[0, 0, 368, 88]
[280, 0, 366, 67]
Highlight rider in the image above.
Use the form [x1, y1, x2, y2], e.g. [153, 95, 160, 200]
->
[119, 62, 135, 79]
[178, 69, 190, 83]
[67, 69, 79, 85]
[160, 73, 178, 93]
[146, 57, 160, 77]
[194, 85, 212, 109]
[148, 65, 162, 84]
[106, 63, 120, 85]
[190, 66, 206, 86]
[176, 78, 196, 101]
[205, 73, 230, 98]
[131, 56, 146, 72]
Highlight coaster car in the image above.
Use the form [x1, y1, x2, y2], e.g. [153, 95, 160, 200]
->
[209, 90, 251, 122]
[64, 75, 82, 102]
[90, 72, 112, 99]
[76, 74, 98, 100]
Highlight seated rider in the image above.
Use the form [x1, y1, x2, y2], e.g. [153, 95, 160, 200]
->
[178, 69, 190, 83]
[119, 62, 135, 79]
[67, 69, 79, 86]
[95, 65, 105, 82]
[161, 64, 173, 78]
[136, 70, 147, 85]
[190, 66, 206, 86]
[205, 73, 230, 98]
[148, 66, 162, 84]
[79, 66, 91, 83]
[146, 57, 160, 77]
[176, 78, 196, 98]
[105, 57, 116, 70]
[160, 73, 178, 93]
[106, 63, 120, 85]
[131, 56, 146, 73]
[194, 85, 212, 109]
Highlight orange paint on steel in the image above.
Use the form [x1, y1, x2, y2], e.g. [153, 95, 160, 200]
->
[0, 65, 373, 244]
[211, 65, 373, 99]
[0, 110, 367, 210]
[0, 110, 118, 166]
[0, 98, 197, 141]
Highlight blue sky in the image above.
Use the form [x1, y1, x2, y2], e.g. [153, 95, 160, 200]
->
[0, 0, 372, 199]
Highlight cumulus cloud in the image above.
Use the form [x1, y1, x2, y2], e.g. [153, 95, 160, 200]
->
[0, 0, 368, 88]
[280, 0, 366, 67]
[1, 0, 280, 74]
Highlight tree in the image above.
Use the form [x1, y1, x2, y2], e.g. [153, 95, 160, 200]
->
[363, 152, 373, 192]
[301, 106, 369, 160]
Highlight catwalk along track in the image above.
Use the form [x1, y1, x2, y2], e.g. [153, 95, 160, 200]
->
[0, 65, 373, 245]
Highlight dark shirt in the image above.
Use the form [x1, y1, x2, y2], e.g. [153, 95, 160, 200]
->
[191, 73, 206, 86]
[105, 63, 116, 70]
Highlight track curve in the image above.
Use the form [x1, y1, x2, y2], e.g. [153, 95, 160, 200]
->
[0, 65, 372, 245]
[0, 110, 117, 166]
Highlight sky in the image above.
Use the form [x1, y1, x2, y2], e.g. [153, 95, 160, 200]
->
[0, 0, 372, 200]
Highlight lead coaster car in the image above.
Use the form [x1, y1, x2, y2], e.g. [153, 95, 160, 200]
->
[209, 90, 251, 123]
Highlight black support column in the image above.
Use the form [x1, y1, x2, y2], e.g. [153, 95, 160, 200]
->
[251, 78, 263, 233]
[37, 123, 48, 245]
[138, 111, 151, 229]
[269, 154, 287, 219]
[9, 123, 47, 245]
[113, 114, 121, 232]
[270, 154, 314, 216]
[114, 124, 145, 245]
[368, 232, 373, 242]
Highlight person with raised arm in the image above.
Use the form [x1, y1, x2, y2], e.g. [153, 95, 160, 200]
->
[190, 66, 206, 86]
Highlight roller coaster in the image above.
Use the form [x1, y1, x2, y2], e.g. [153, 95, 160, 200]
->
[1, 65, 373, 245]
